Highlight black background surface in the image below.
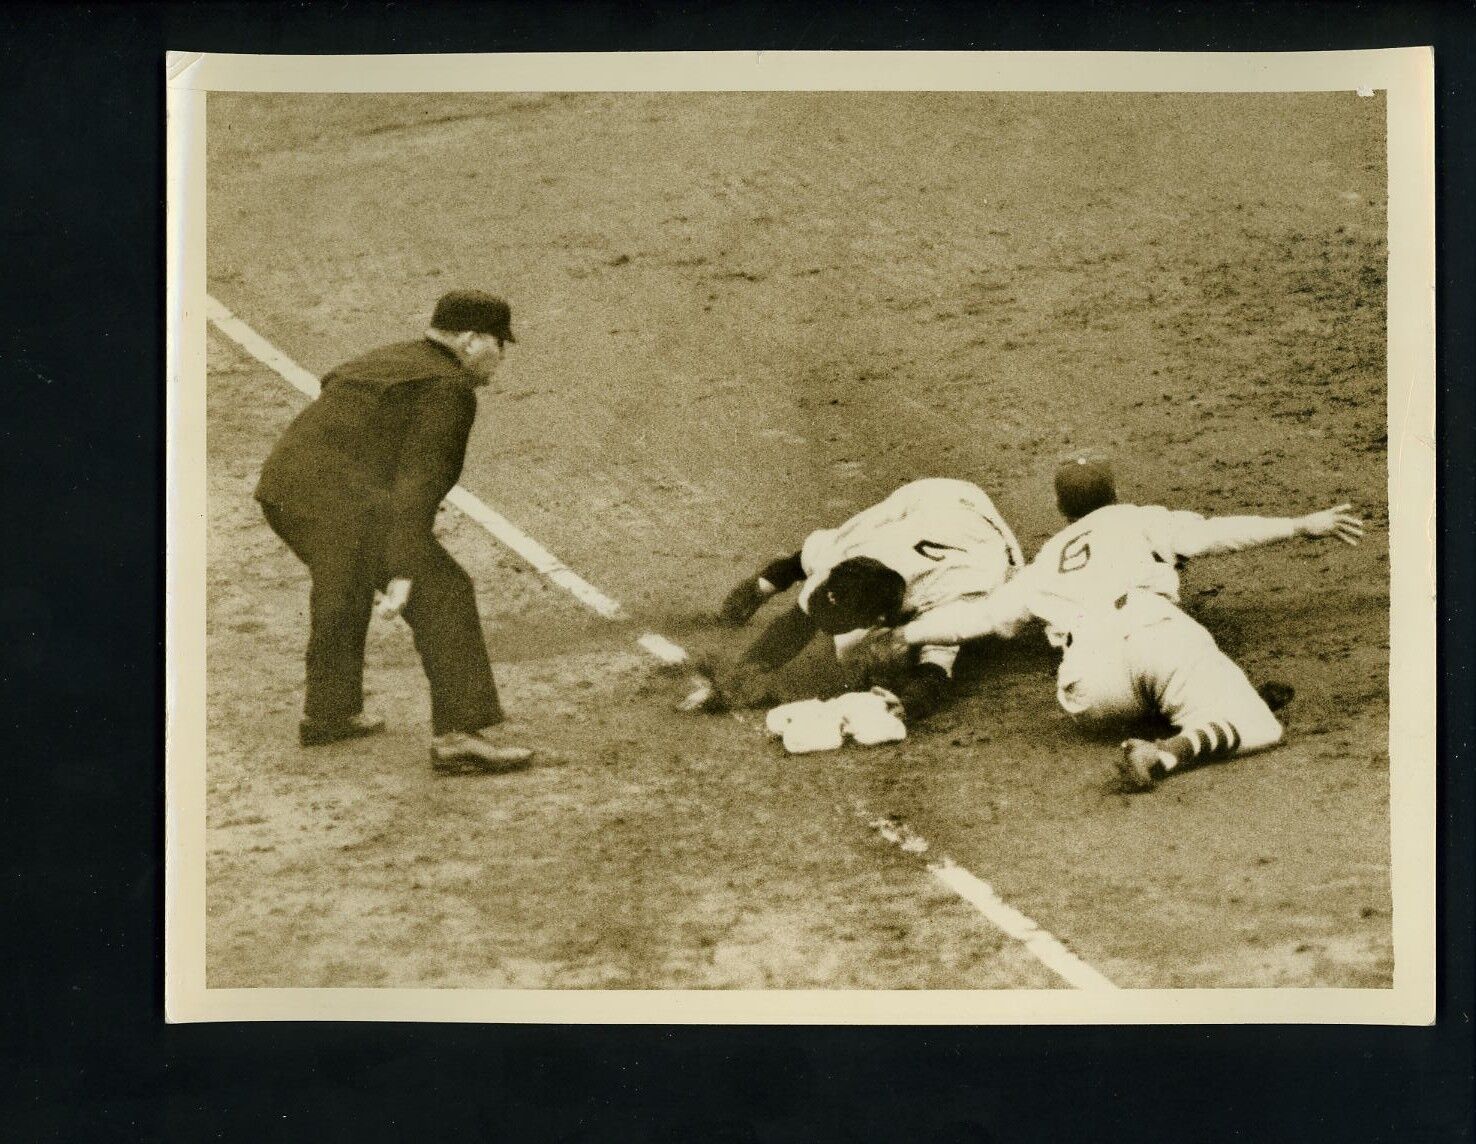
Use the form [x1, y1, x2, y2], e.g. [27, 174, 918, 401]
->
[1, 2, 1471, 1140]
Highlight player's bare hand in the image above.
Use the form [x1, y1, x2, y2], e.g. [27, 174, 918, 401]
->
[375, 577, 412, 621]
[1298, 504, 1364, 546]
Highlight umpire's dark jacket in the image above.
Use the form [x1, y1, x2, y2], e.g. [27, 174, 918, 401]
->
[255, 338, 480, 578]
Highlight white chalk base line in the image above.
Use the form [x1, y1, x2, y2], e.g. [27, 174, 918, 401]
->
[205, 293, 1116, 991]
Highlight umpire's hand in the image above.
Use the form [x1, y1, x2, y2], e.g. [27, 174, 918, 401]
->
[376, 577, 413, 621]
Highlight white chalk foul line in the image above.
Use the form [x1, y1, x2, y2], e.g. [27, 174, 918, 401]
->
[868, 817, 1116, 990]
[207, 295, 1114, 990]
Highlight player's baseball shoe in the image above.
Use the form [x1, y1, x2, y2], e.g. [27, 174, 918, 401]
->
[1117, 738, 1171, 792]
[299, 712, 387, 747]
[1256, 681, 1296, 712]
[430, 729, 535, 775]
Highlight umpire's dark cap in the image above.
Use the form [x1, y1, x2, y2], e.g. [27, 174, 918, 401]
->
[431, 290, 517, 342]
[1055, 457, 1116, 520]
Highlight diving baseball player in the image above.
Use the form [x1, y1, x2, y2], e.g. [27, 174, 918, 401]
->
[683, 477, 1025, 723]
[851, 459, 1364, 790]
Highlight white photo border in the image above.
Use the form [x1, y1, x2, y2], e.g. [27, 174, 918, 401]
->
[166, 48, 1436, 1024]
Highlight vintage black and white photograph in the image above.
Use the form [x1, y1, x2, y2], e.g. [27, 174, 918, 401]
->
[166, 51, 1434, 1021]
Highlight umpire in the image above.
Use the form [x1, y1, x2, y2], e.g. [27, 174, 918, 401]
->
[255, 290, 534, 774]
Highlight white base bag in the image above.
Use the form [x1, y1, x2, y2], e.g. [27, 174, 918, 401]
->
[765, 688, 907, 754]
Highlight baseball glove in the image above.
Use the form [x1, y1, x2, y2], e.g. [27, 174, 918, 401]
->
[836, 627, 912, 686]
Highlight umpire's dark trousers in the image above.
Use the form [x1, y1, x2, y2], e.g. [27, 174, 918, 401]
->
[261, 503, 504, 736]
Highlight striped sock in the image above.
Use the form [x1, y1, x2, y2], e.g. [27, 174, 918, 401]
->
[1161, 720, 1242, 773]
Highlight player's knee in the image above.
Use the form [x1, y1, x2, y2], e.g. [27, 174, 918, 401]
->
[1237, 713, 1284, 754]
[1057, 681, 1141, 724]
[403, 565, 478, 627]
[1217, 707, 1284, 756]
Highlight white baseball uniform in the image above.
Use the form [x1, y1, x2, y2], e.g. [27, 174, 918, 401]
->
[901, 503, 1295, 752]
[796, 478, 1025, 676]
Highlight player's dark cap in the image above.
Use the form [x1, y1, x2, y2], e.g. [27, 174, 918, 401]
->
[808, 557, 906, 635]
[1055, 458, 1116, 520]
[431, 290, 516, 342]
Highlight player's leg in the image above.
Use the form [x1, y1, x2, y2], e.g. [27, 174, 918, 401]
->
[304, 554, 377, 728]
[1118, 608, 1283, 791]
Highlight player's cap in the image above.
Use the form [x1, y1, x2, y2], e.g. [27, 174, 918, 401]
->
[1054, 457, 1116, 520]
[808, 557, 906, 635]
[431, 290, 517, 342]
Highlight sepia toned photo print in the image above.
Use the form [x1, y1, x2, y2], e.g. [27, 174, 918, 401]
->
[166, 50, 1435, 1023]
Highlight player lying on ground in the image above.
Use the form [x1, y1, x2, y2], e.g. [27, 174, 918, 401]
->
[848, 460, 1364, 791]
[682, 478, 1025, 725]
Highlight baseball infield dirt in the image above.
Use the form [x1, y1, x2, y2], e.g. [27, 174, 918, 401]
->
[203, 91, 1390, 989]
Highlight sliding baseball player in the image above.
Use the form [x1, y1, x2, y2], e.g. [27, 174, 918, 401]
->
[850, 459, 1364, 790]
[682, 477, 1025, 724]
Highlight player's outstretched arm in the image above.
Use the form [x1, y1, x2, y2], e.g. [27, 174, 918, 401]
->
[1173, 504, 1364, 558]
[739, 601, 818, 672]
[1294, 503, 1364, 545]
[892, 661, 952, 723]
[676, 602, 818, 714]
[897, 573, 1037, 648]
[718, 551, 805, 625]
[841, 627, 914, 679]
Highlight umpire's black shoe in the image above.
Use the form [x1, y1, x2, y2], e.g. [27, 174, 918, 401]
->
[299, 713, 387, 747]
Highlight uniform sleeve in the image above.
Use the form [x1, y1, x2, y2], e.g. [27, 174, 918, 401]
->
[757, 552, 806, 592]
[799, 528, 838, 577]
[899, 567, 1038, 647]
[738, 603, 819, 671]
[1168, 510, 1298, 559]
[384, 380, 477, 578]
